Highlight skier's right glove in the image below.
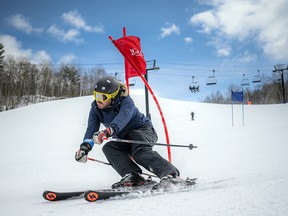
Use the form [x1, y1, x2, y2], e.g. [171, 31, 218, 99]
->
[75, 139, 93, 163]
[93, 127, 113, 145]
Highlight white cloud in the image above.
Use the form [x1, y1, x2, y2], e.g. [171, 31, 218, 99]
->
[47, 25, 83, 43]
[0, 34, 32, 58]
[48, 10, 104, 43]
[0, 34, 51, 63]
[31, 50, 52, 64]
[207, 38, 232, 57]
[217, 48, 231, 57]
[190, 10, 219, 34]
[159, 23, 180, 38]
[190, 0, 288, 61]
[184, 37, 193, 44]
[58, 54, 76, 64]
[6, 14, 43, 34]
[238, 52, 257, 63]
[62, 10, 104, 33]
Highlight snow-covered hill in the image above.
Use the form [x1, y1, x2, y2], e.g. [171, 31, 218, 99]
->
[1, 90, 288, 216]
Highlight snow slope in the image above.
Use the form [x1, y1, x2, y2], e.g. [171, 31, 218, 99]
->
[0, 90, 288, 216]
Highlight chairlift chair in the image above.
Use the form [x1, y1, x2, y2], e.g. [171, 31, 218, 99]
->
[189, 76, 200, 93]
[272, 73, 281, 82]
[241, 74, 250, 87]
[252, 70, 261, 83]
[206, 70, 217, 85]
[189, 85, 200, 93]
[252, 75, 261, 83]
[129, 78, 136, 86]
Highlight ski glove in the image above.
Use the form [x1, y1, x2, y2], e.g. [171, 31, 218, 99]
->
[93, 127, 113, 145]
[75, 140, 93, 163]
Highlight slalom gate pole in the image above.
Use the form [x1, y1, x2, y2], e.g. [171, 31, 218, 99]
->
[104, 137, 197, 150]
[109, 33, 172, 162]
[87, 157, 157, 178]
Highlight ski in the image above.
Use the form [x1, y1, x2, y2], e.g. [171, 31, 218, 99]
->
[152, 177, 197, 190]
[42, 179, 158, 202]
[43, 190, 84, 201]
[84, 177, 197, 202]
[84, 190, 131, 202]
[43, 177, 197, 202]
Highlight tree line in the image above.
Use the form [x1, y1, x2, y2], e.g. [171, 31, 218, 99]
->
[0, 43, 106, 111]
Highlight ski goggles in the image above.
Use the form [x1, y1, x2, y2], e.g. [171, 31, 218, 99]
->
[94, 88, 120, 103]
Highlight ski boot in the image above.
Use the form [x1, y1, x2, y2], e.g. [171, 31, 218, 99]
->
[112, 172, 146, 189]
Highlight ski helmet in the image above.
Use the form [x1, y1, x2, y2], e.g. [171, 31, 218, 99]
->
[94, 76, 120, 102]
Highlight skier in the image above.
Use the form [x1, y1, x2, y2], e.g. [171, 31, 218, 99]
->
[75, 76, 180, 188]
[190, 111, 195, 121]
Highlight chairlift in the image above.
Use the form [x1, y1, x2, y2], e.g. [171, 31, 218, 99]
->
[241, 74, 250, 87]
[277, 77, 282, 82]
[252, 70, 261, 83]
[272, 73, 281, 82]
[129, 78, 136, 86]
[206, 70, 217, 85]
[189, 76, 200, 93]
[114, 72, 123, 83]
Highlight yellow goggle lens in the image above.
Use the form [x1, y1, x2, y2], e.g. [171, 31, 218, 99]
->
[93, 87, 120, 103]
[94, 92, 110, 102]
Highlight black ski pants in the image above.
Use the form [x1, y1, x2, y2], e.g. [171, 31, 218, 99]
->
[102, 125, 179, 179]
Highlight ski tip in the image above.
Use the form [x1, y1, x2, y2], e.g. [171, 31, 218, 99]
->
[43, 191, 57, 201]
[186, 177, 198, 185]
[84, 190, 99, 202]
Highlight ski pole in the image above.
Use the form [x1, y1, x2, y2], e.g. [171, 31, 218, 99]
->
[88, 157, 111, 165]
[104, 137, 197, 150]
[87, 157, 158, 178]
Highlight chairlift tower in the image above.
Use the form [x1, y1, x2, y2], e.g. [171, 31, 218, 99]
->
[273, 64, 288, 103]
[145, 60, 160, 119]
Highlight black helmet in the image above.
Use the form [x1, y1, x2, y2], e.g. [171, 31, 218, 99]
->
[94, 76, 120, 102]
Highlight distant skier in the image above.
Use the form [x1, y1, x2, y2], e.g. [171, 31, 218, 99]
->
[191, 111, 195, 121]
[75, 76, 181, 188]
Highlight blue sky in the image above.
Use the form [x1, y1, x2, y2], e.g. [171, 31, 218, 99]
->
[1, 0, 288, 101]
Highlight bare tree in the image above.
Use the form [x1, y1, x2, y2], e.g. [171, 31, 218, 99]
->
[0, 54, 107, 111]
[0, 43, 5, 110]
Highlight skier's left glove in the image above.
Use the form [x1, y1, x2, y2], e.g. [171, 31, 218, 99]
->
[75, 140, 93, 163]
[93, 127, 113, 145]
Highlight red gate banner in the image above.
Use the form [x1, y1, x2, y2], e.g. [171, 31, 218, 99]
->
[113, 36, 146, 78]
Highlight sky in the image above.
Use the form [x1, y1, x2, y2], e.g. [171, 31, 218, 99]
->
[1, 0, 288, 101]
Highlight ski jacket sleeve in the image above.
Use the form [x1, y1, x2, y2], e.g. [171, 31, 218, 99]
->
[83, 102, 101, 142]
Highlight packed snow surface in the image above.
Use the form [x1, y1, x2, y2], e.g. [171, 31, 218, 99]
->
[1, 90, 288, 216]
